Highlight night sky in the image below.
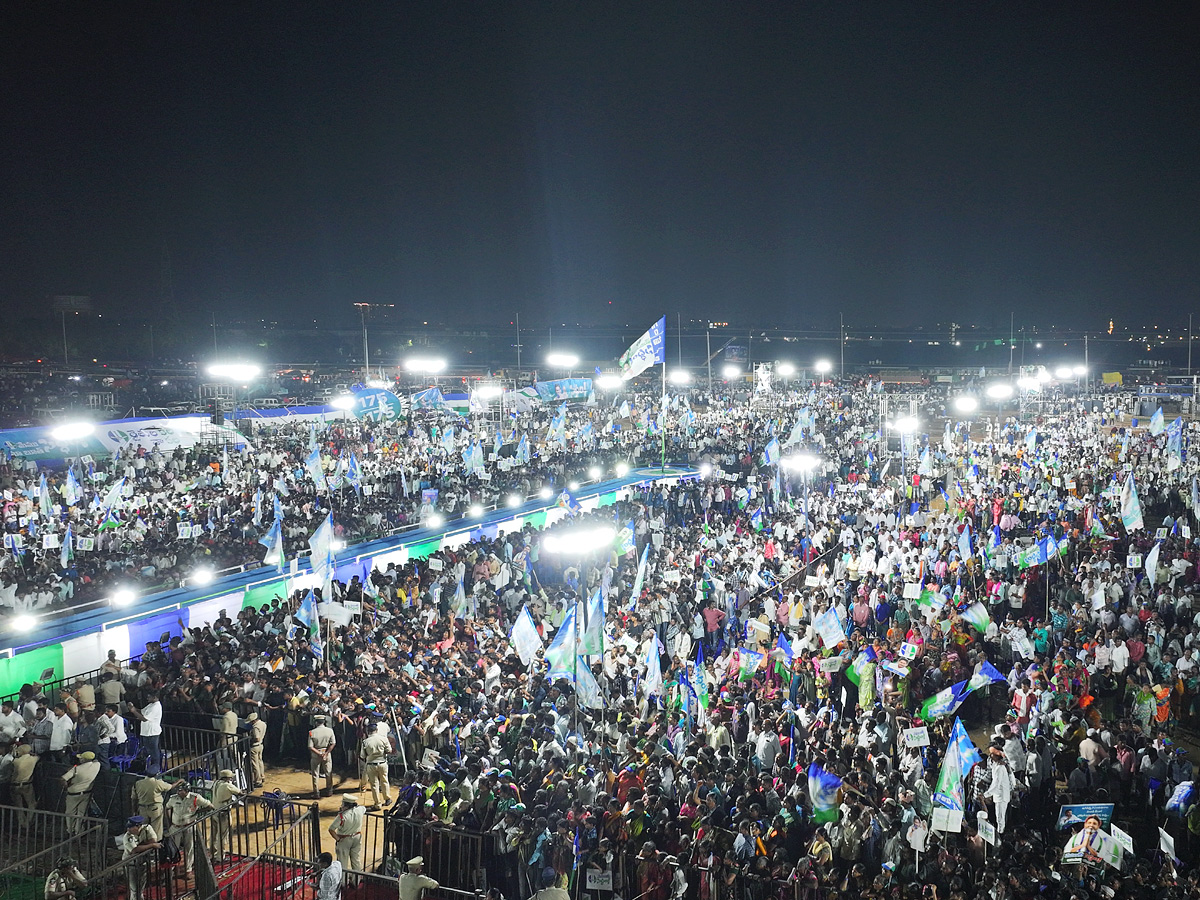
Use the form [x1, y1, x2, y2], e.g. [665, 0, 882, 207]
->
[2, 4, 1197, 332]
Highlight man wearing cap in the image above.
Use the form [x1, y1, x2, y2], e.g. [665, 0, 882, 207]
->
[60, 750, 101, 834]
[166, 780, 214, 875]
[399, 855, 439, 900]
[210, 769, 244, 863]
[309, 714, 336, 798]
[359, 721, 392, 810]
[11, 743, 39, 827]
[43, 855, 87, 900]
[328, 794, 365, 871]
[247, 711, 267, 787]
[131, 769, 173, 840]
[122, 816, 161, 900]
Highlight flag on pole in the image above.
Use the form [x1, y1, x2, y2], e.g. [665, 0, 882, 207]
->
[959, 602, 991, 634]
[545, 603, 579, 675]
[64, 468, 82, 506]
[965, 660, 1006, 693]
[579, 590, 605, 655]
[628, 545, 650, 610]
[762, 437, 780, 467]
[252, 487, 263, 526]
[1145, 541, 1160, 583]
[1120, 474, 1144, 532]
[919, 680, 968, 721]
[846, 646, 877, 686]
[1150, 407, 1165, 435]
[60, 525, 74, 569]
[273, 492, 284, 522]
[614, 523, 636, 557]
[38, 474, 52, 517]
[258, 517, 286, 572]
[807, 763, 843, 823]
[308, 513, 335, 584]
[643, 635, 664, 697]
[305, 447, 325, 490]
[618, 316, 667, 380]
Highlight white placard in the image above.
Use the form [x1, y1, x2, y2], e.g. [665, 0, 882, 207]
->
[903, 582, 921, 599]
[420, 748, 440, 770]
[42, 533, 61, 549]
[907, 819, 929, 852]
[978, 818, 996, 845]
[1155, 528, 1168, 540]
[427, 558, 444, 572]
[479, 472, 491, 481]
[1108, 822, 1133, 855]
[818, 657, 843, 673]
[902, 726, 930, 748]
[1159, 827, 1175, 860]
[585, 870, 613, 892]
[79, 537, 94, 551]
[931, 807, 963, 833]
[1126, 554, 1142, 568]
[1183, 525, 1192, 539]
[344, 600, 362, 614]
[805, 576, 822, 588]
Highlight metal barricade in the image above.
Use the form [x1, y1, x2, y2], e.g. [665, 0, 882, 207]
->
[384, 816, 486, 890]
[0, 804, 109, 875]
[197, 802, 321, 900]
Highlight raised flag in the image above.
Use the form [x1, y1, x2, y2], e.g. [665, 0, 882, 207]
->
[258, 517, 286, 572]
[1150, 407, 1164, 436]
[960, 602, 990, 634]
[1120, 474, 1144, 532]
[1145, 541, 1160, 583]
[814, 607, 847, 649]
[305, 447, 325, 490]
[919, 680, 968, 721]
[618, 316, 667, 380]
[807, 763, 843, 823]
[643, 635, 664, 697]
[60, 524, 74, 569]
[738, 649, 764, 681]
[579, 590, 605, 655]
[308, 513, 335, 583]
[614, 523, 636, 557]
[510, 606, 543, 666]
[628, 545, 650, 610]
[846, 646, 877, 686]
[762, 437, 780, 467]
[965, 660, 1006, 694]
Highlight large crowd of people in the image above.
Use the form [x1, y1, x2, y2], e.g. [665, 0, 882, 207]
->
[3, 374, 1200, 900]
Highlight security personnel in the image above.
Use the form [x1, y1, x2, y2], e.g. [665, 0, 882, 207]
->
[43, 855, 87, 900]
[328, 793, 365, 871]
[60, 750, 101, 834]
[165, 780, 213, 874]
[359, 721, 392, 810]
[11, 744, 39, 827]
[308, 714, 336, 798]
[210, 769, 244, 863]
[247, 712, 267, 788]
[399, 855, 439, 900]
[121, 816, 161, 900]
[218, 702, 239, 747]
[131, 771, 173, 840]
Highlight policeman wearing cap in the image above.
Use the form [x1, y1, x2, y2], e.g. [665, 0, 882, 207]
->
[122, 816, 161, 900]
[308, 714, 336, 798]
[166, 780, 213, 875]
[211, 769, 244, 863]
[61, 750, 101, 834]
[359, 721, 392, 810]
[44, 856, 87, 900]
[329, 794, 365, 871]
[399, 855, 439, 900]
[246, 711, 267, 787]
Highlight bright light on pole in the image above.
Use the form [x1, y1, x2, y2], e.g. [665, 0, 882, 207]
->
[111, 589, 136, 608]
[507, 494, 523, 508]
[1072, 365, 1087, 377]
[330, 395, 356, 411]
[722, 364, 741, 379]
[596, 374, 623, 390]
[546, 352, 580, 368]
[51, 422, 95, 441]
[405, 357, 446, 373]
[892, 416, 919, 434]
[953, 395, 979, 414]
[427, 513, 444, 528]
[698, 463, 713, 478]
[1016, 376, 1041, 391]
[986, 383, 1014, 400]
[776, 362, 796, 377]
[207, 363, 261, 382]
[538, 487, 553, 500]
[543, 526, 616, 554]
[814, 359, 832, 375]
[1054, 366, 1075, 380]
[474, 384, 503, 399]
[781, 453, 820, 472]
[668, 369, 691, 385]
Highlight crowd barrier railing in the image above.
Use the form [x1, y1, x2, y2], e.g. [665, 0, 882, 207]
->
[0, 804, 109, 875]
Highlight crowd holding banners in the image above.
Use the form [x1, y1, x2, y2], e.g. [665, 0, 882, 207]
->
[3, 374, 1200, 900]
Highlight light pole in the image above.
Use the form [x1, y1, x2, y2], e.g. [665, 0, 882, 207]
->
[207, 363, 261, 433]
[782, 452, 820, 530]
[814, 359, 832, 384]
[890, 415, 919, 485]
[546, 352, 580, 379]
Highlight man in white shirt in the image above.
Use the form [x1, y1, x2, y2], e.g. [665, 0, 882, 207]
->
[49, 706, 75, 761]
[0, 701, 26, 744]
[97, 704, 128, 767]
[314, 852, 343, 900]
[133, 693, 163, 774]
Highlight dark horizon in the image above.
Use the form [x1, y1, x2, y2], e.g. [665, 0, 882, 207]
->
[2, 4, 1197, 335]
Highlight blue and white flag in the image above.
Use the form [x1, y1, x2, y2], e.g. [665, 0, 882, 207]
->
[346, 453, 362, 492]
[628, 545, 650, 610]
[643, 635, 664, 697]
[38, 474, 52, 517]
[618, 316, 667, 380]
[273, 492, 284, 521]
[807, 763, 842, 823]
[510, 606, 543, 666]
[1120, 473, 1144, 532]
[258, 517, 286, 572]
[308, 513, 335, 583]
[615, 523, 636, 557]
[305, 447, 325, 490]
[1150, 407, 1165, 436]
[64, 468, 82, 507]
[814, 607, 847, 649]
[762, 437, 780, 467]
[60, 524, 74, 569]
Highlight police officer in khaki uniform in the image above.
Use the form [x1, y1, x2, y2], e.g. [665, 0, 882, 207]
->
[121, 816, 161, 900]
[359, 722, 392, 810]
[308, 714, 336, 798]
[210, 769, 244, 863]
[165, 780, 213, 876]
[60, 750, 101, 834]
[328, 793, 365, 871]
[247, 712, 267, 788]
[11, 744, 39, 827]
[131, 772, 173, 841]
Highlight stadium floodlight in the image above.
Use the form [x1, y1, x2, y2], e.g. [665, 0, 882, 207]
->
[469, 504, 484, 518]
[568, 481, 580, 491]
[474, 384, 504, 399]
[110, 589, 136, 608]
[546, 352, 580, 368]
[1054, 366, 1075, 380]
[596, 374, 623, 389]
[539, 487, 553, 500]
[669, 369, 692, 385]
[722, 364, 741, 379]
[814, 359, 832, 375]
[986, 383, 1014, 400]
[615, 462, 630, 477]
[782, 453, 820, 472]
[365, 379, 390, 389]
[330, 395, 356, 411]
[543, 526, 616, 554]
[207, 363, 261, 383]
[953, 396, 979, 414]
[775, 362, 796, 377]
[190, 568, 215, 586]
[1072, 365, 1087, 377]
[507, 494, 523, 508]
[698, 463, 713, 478]
[892, 416, 919, 434]
[10, 614, 37, 632]
[1016, 376, 1041, 391]
[588, 466, 602, 480]
[427, 514, 444, 528]
[51, 422, 95, 441]
[404, 357, 446, 373]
